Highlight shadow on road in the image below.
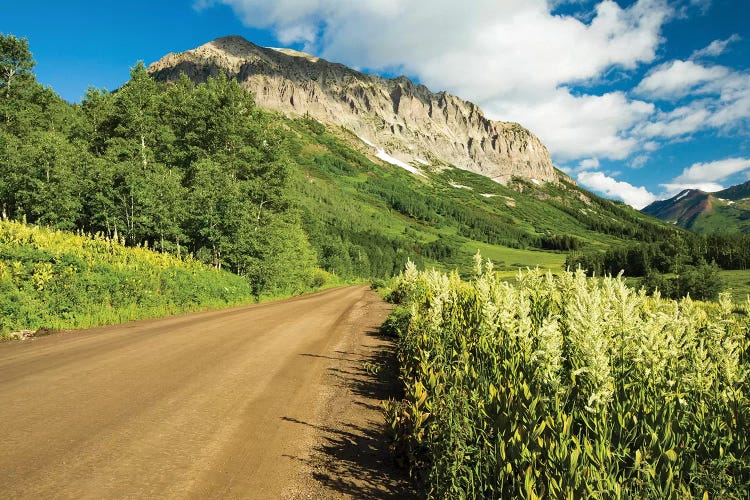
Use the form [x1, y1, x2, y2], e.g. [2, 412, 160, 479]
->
[286, 330, 413, 498]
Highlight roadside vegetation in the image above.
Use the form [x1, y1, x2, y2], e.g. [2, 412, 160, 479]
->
[2, 33, 747, 332]
[0, 220, 258, 339]
[383, 257, 750, 498]
[2, 32, 679, 325]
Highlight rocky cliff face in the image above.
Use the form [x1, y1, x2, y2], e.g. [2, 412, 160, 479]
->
[149, 36, 557, 184]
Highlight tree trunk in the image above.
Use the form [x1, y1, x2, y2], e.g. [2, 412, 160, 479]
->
[255, 198, 268, 231]
[140, 134, 147, 168]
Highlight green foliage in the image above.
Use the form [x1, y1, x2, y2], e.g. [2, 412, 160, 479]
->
[0, 33, 34, 86]
[567, 234, 749, 300]
[385, 259, 750, 498]
[285, 114, 689, 281]
[0, 221, 255, 339]
[566, 236, 699, 277]
[642, 262, 724, 301]
[0, 33, 35, 123]
[704, 233, 750, 269]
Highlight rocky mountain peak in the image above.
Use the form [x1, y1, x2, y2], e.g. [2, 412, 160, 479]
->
[149, 36, 558, 184]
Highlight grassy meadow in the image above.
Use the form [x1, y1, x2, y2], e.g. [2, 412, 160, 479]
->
[720, 269, 750, 303]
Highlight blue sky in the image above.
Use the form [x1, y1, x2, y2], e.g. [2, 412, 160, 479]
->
[3, 1, 749, 208]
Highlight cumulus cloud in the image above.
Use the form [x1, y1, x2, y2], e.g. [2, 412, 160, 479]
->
[648, 158, 750, 199]
[490, 90, 654, 160]
[574, 157, 750, 208]
[672, 157, 750, 183]
[655, 157, 750, 196]
[660, 182, 724, 195]
[635, 60, 729, 99]
[636, 102, 713, 139]
[197, 0, 671, 161]
[577, 170, 657, 208]
[579, 158, 601, 170]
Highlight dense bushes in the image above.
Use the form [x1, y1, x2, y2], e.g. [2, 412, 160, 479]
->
[641, 262, 724, 301]
[385, 259, 749, 498]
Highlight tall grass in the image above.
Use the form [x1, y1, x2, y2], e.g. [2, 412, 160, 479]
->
[0, 221, 256, 338]
[385, 256, 750, 498]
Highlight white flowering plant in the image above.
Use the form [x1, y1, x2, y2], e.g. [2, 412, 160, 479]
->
[385, 256, 749, 498]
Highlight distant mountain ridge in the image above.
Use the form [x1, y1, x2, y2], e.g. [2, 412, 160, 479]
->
[642, 180, 750, 233]
[148, 36, 558, 185]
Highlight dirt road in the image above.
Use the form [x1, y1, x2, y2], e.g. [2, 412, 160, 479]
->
[0, 286, 412, 499]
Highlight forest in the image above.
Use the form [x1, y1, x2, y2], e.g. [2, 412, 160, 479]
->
[566, 233, 750, 300]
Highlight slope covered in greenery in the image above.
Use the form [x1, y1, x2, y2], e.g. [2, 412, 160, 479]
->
[282, 116, 684, 278]
[642, 181, 750, 234]
[1, 34, 321, 297]
[7, 31, 720, 322]
[0, 221, 255, 339]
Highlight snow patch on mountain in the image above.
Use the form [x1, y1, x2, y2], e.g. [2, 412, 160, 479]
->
[673, 190, 691, 202]
[376, 149, 423, 176]
[358, 135, 376, 148]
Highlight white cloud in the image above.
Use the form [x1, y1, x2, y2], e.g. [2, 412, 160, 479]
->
[634, 60, 750, 139]
[488, 89, 654, 160]
[691, 34, 741, 59]
[635, 60, 729, 99]
[659, 182, 724, 195]
[630, 155, 649, 168]
[636, 102, 712, 139]
[649, 158, 750, 199]
[577, 170, 657, 208]
[579, 158, 600, 170]
[672, 157, 750, 183]
[199, 0, 671, 161]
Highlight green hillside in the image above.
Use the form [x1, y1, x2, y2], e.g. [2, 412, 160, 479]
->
[689, 194, 750, 234]
[283, 116, 683, 278]
[642, 181, 750, 234]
